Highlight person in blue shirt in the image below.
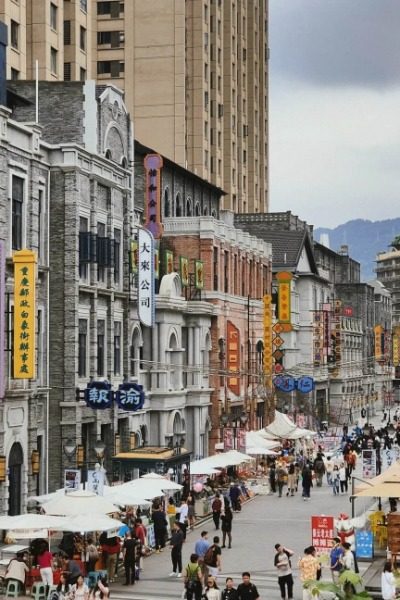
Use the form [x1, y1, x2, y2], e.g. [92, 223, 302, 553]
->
[330, 537, 344, 583]
[194, 531, 210, 560]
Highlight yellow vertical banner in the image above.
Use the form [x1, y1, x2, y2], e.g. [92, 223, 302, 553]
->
[393, 326, 400, 365]
[374, 325, 383, 360]
[13, 250, 36, 378]
[276, 271, 292, 324]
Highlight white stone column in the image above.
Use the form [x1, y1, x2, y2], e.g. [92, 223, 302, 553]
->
[188, 327, 194, 387]
[193, 327, 200, 387]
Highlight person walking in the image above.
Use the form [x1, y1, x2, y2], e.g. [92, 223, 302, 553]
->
[301, 464, 313, 500]
[37, 543, 54, 587]
[313, 454, 326, 487]
[169, 521, 184, 577]
[269, 463, 277, 494]
[339, 463, 348, 493]
[237, 572, 260, 600]
[222, 577, 239, 600]
[229, 483, 241, 512]
[187, 493, 196, 531]
[152, 503, 168, 552]
[298, 546, 319, 600]
[330, 537, 344, 584]
[212, 493, 223, 530]
[274, 543, 294, 600]
[286, 463, 296, 496]
[203, 536, 222, 581]
[122, 530, 137, 586]
[177, 498, 189, 539]
[183, 553, 203, 600]
[221, 501, 233, 549]
[382, 561, 397, 600]
[341, 542, 355, 571]
[203, 575, 222, 600]
[195, 530, 211, 560]
[325, 457, 334, 485]
[332, 465, 340, 495]
[276, 463, 288, 498]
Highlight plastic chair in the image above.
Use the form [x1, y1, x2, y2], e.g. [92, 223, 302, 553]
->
[31, 582, 47, 600]
[368, 511, 384, 537]
[47, 585, 57, 600]
[5, 580, 20, 598]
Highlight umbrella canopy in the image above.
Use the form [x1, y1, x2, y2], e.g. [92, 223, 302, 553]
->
[43, 490, 119, 516]
[0, 513, 66, 532]
[59, 514, 123, 534]
[189, 460, 221, 475]
[119, 477, 182, 499]
[354, 462, 400, 492]
[246, 446, 278, 456]
[258, 411, 317, 440]
[28, 489, 65, 504]
[245, 431, 280, 455]
[200, 450, 254, 468]
[102, 486, 152, 508]
[354, 480, 400, 498]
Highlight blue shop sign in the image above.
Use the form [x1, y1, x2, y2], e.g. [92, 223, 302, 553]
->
[273, 376, 296, 393]
[297, 376, 315, 393]
[85, 381, 113, 409]
[116, 383, 145, 411]
[355, 530, 373, 559]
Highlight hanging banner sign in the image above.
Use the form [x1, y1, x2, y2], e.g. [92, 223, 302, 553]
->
[297, 376, 315, 393]
[144, 153, 163, 239]
[392, 327, 400, 365]
[138, 228, 155, 328]
[0, 241, 5, 397]
[115, 382, 145, 411]
[87, 469, 105, 495]
[180, 256, 189, 287]
[374, 325, 384, 360]
[237, 428, 246, 452]
[85, 381, 113, 409]
[165, 250, 174, 274]
[227, 321, 240, 396]
[223, 428, 234, 451]
[195, 260, 204, 289]
[13, 249, 37, 378]
[64, 469, 81, 492]
[311, 515, 334, 554]
[263, 295, 272, 375]
[362, 449, 376, 479]
[276, 272, 292, 324]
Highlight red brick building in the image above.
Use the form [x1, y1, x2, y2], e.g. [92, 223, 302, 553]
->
[163, 212, 272, 453]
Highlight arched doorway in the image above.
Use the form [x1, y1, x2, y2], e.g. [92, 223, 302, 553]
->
[8, 442, 23, 515]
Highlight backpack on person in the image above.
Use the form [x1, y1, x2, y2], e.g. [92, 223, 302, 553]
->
[203, 544, 216, 566]
[186, 563, 200, 591]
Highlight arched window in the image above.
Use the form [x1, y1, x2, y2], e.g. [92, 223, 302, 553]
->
[8, 442, 23, 516]
[105, 149, 112, 160]
[169, 332, 181, 390]
[256, 340, 264, 372]
[164, 188, 170, 218]
[130, 327, 143, 377]
[211, 209, 217, 218]
[186, 197, 192, 216]
[203, 205, 209, 216]
[195, 202, 201, 216]
[121, 156, 128, 169]
[175, 193, 182, 217]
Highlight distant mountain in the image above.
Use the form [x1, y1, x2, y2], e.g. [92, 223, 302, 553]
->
[315, 218, 400, 281]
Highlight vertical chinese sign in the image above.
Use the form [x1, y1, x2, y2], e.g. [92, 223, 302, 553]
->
[144, 153, 163, 240]
[138, 228, 155, 328]
[223, 428, 234, 451]
[0, 241, 5, 397]
[263, 295, 272, 376]
[227, 321, 240, 396]
[393, 326, 400, 367]
[374, 325, 384, 360]
[195, 260, 204, 289]
[180, 256, 189, 287]
[276, 271, 292, 324]
[311, 515, 334, 554]
[13, 250, 36, 378]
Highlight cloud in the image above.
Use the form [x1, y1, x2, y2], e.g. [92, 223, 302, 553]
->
[269, 83, 400, 227]
[270, 0, 400, 88]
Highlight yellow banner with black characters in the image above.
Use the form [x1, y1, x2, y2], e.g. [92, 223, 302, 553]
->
[13, 250, 36, 378]
[263, 294, 272, 375]
[276, 272, 292, 324]
[374, 325, 383, 360]
[393, 326, 400, 365]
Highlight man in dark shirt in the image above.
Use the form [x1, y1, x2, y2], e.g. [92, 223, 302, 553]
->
[123, 530, 137, 585]
[152, 504, 168, 552]
[170, 522, 184, 577]
[222, 576, 239, 600]
[237, 572, 260, 600]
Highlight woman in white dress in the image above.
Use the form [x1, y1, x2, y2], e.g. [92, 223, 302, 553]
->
[203, 575, 222, 600]
[381, 562, 397, 600]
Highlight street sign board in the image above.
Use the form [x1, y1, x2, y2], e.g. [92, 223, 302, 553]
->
[311, 515, 334, 554]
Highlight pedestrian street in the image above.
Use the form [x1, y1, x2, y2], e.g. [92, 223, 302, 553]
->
[109, 476, 371, 600]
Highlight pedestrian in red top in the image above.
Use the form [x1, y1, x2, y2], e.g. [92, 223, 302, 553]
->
[37, 543, 53, 586]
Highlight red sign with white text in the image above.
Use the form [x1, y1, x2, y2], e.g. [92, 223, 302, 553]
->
[311, 515, 334, 554]
[227, 321, 240, 395]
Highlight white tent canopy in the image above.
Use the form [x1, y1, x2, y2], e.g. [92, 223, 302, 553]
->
[119, 477, 182, 500]
[257, 411, 317, 440]
[60, 514, 123, 534]
[245, 431, 280, 455]
[189, 460, 221, 475]
[0, 513, 66, 532]
[103, 485, 152, 508]
[43, 490, 120, 516]
[190, 450, 253, 471]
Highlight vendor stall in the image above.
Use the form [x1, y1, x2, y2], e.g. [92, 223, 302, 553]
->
[112, 446, 191, 484]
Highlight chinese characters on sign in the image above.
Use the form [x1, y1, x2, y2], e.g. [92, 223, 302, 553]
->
[276, 272, 292, 324]
[144, 153, 163, 240]
[362, 449, 377, 479]
[138, 228, 155, 328]
[393, 326, 400, 366]
[116, 383, 145, 411]
[355, 531, 373, 559]
[374, 325, 384, 360]
[13, 250, 36, 379]
[263, 295, 272, 375]
[84, 381, 113, 409]
[227, 321, 240, 396]
[87, 469, 105, 495]
[311, 515, 334, 554]
[223, 428, 234, 451]
[0, 241, 5, 397]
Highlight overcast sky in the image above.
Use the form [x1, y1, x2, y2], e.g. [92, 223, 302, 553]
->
[269, 0, 400, 228]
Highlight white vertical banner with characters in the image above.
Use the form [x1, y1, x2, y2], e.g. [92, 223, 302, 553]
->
[87, 469, 105, 495]
[381, 448, 396, 472]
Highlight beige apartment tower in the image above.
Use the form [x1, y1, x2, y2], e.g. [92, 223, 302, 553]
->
[1, 0, 268, 213]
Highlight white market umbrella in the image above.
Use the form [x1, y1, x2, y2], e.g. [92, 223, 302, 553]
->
[201, 450, 254, 468]
[258, 411, 317, 441]
[245, 431, 280, 455]
[28, 489, 65, 504]
[0, 513, 66, 532]
[103, 486, 152, 508]
[246, 446, 278, 456]
[43, 490, 119, 516]
[119, 477, 182, 499]
[60, 514, 123, 534]
[189, 460, 221, 475]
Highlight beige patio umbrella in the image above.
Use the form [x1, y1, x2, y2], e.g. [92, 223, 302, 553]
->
[42, 490, 119, 516]
[354, 480, 400, 498]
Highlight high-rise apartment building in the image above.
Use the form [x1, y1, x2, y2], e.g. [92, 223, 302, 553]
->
[1, 0, 268, 213]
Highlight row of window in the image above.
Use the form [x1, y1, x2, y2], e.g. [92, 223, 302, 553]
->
[64, 21, 87, 51]
[78, 318, 122, 378]
[213, 247, 268, 297]
[163, 189, 217, 219]
[97, 2, 124, 18]
[11, 175, 47, 262]
[79, 218, 122, 286]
